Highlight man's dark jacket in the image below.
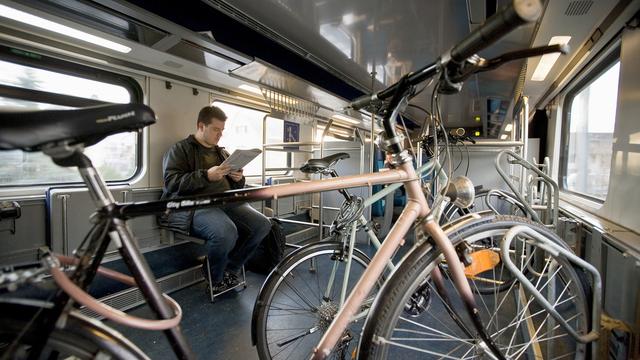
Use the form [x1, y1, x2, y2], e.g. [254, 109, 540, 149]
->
[159, 135, 245, 235]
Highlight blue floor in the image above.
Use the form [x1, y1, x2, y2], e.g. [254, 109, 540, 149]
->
[109, 272, 267, 359]
[110, 221, 413, 359]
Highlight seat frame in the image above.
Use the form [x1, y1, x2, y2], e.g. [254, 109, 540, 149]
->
[163, 229, 247, 302]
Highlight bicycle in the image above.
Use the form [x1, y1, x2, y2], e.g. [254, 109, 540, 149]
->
[308, 0, 601, 358]
[0, 2, 599, 359]
[252, 155, 441, 360]
[0, 104, 436, 360]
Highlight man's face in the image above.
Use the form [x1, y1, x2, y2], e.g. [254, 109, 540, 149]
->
[198, 118, 225, 147]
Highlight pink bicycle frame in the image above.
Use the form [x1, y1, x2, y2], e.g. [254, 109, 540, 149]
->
[120, 156, 485, 359]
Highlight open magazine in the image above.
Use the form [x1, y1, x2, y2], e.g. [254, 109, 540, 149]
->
[221, 148, 262, 171]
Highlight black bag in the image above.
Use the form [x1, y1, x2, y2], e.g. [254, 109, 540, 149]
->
[246, 218, 286, 274]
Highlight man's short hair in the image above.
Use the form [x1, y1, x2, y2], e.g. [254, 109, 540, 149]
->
[197, 106, 227, 125]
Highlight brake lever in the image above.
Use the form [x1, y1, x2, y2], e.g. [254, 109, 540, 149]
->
[480, 44, 569, 72]
[464, 136, 476, 144]
[449, 44, 569, 83]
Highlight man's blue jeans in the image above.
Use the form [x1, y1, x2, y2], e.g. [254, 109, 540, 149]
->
[191, 203, 271, 284]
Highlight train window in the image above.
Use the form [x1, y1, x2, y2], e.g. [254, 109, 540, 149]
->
[0, 54, 140, 187]
[213, 102, 288, 176]
[0, 60, 130, 103]
[563, 60, 620, 200]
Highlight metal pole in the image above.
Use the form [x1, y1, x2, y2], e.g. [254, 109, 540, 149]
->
[262, 114, 268, 215]
[520, 96, 529, 197]
[317, 119, 333, 243]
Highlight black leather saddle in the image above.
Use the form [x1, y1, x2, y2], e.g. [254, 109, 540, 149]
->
[0, 103, 155, 151]
[300, 152, 350, 174]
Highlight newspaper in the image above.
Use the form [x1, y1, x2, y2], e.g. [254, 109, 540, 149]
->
[220, 148, 262, 171]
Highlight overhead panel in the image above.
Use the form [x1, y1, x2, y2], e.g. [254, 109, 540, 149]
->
[0, 0, 263, 97]
[213, 0, 536, 132]
[522, 0, 621, 109]
[231, 59, 350, 119]
[165, 39, 243, 73]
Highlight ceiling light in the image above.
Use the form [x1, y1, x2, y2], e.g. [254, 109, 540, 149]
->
[318, 125, 350, 137]
[500, 134, 509, 140]
[531, 36, 571, 81]
[504, 123, 513, 132]
[239, 84, 262, 95]
[332, 113, 360, 125]
[0, 4, 132, 53]
[342, 13, 365, 26]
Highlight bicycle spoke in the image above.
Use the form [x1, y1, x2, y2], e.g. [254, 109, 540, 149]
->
[374, 336, 477, 359]
[490, 294, 577, 340]
[396, 317, 475, 346]
[504, 262, 564, 348]
[487, 244, 537, 328]
[392, 328, 474, 341]
[280, 275, 319, 311]
[269, 300, 316, 313]
[505, 256, 556, 353]
[427, 279, 474, 337]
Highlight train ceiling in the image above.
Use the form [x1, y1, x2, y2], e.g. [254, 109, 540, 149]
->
[1, 0, 630, 133]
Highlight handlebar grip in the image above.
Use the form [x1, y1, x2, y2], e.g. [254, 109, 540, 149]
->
[349, 94, 377, 111]
[450, 0, 542, 62]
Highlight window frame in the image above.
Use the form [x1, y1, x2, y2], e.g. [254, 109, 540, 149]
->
[211, 100, 292, 178]
[559, 46, 621, 203]
[0, 45, 144, 188]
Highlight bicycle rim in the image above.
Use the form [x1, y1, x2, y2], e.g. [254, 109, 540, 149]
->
[360, 214, 589, 360]
[255, 242, 375, 360]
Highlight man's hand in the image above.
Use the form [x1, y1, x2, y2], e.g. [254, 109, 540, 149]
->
[207, 164, 231, 182]
[228, 169, 243, 182]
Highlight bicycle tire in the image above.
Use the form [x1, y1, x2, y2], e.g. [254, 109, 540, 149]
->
[0, 302, 148, 359]
[254, 241, 375, 360]
[359, 214, 590, 360]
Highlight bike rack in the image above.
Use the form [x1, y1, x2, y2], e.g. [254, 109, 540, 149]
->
[500, 225, 602, 344]
[495, 149, 559, 229]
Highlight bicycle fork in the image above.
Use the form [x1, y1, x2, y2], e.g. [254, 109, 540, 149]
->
[424, 220, 505, 360]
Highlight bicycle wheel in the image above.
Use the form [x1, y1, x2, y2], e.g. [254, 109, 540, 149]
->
[0, 302, 148, 359]
[360, 214, 590, 360]
[254, 241, 377, 360]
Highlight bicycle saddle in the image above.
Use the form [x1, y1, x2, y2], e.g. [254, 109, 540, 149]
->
[300, 152, 350, 174]
[0, 103, 155, 151]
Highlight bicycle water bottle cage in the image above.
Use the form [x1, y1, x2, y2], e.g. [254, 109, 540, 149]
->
[300, 152, 350, 175]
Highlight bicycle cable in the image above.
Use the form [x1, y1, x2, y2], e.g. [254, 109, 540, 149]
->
[398, 114, 415, 158]
[463, 141, 470, 177]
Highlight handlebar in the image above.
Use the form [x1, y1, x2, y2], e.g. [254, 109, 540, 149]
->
[349, 0, 543, 111]
[449, 0, 542, 62]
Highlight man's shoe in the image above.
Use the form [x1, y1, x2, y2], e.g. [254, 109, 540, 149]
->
[223, 271, 241, 288]
[208, 280, 232, 297]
